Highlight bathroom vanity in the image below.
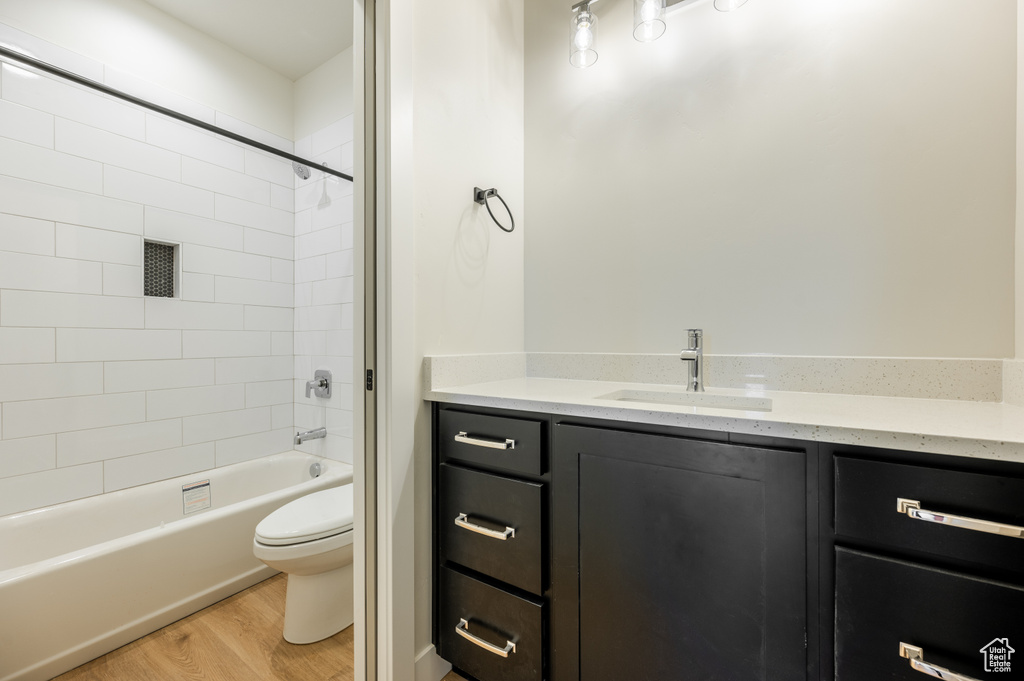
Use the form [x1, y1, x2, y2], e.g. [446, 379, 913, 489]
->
[430, 391, 1024, 681]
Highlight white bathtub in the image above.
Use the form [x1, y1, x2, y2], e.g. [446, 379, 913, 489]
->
[0, 451, 352, 681]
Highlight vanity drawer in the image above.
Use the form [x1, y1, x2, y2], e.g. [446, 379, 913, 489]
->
[835, 457, 1024, 574]
[439, 410, 544, 476]
[438, 566, 545, 681]
[439, 463, 544, 595]
[835, 548, 1024, 680]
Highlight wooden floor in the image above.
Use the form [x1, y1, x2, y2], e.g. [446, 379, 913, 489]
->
[53, 574, 354, 681]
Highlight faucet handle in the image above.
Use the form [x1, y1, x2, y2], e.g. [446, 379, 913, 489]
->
[686, 328, 703, 349]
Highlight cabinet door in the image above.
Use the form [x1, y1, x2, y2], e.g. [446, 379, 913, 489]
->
[560, 425, 806, 681]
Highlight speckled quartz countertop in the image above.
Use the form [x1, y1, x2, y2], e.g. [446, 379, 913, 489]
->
[426, 377, 1024, 464]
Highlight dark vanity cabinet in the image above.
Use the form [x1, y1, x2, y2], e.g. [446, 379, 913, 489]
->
[432, 403, 1024, 681]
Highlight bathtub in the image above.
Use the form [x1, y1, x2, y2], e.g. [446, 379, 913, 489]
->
[0, 451, 352, 681]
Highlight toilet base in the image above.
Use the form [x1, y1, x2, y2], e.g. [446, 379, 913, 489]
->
[283, 562, 354, 644]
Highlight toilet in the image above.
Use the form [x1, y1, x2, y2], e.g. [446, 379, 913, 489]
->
[253, 484, 354, 644]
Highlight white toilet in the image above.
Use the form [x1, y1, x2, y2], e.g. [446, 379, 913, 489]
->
[253, 484, 354, 644]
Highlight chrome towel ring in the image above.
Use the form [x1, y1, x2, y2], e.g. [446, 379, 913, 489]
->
[474, 187, 515, 233]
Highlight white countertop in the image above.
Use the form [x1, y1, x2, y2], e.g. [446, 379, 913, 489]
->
[426, 377, 1024, 463]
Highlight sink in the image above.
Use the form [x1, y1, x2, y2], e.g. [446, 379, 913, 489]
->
[596, 389, 772, 412]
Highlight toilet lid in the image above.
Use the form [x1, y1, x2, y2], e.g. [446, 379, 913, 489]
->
[255, 485, 354, 546]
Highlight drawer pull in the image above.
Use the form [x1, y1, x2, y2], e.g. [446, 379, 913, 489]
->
[454, 513, 516, 540]
[456, 618, 517, 658]
[455, 431, 516, 450]
[900, 642, 981, 681]
[897, 498, 1024, 539]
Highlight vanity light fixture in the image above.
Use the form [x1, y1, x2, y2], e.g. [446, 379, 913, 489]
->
[633, 0, 666, 42]
[570, 0, 599, 68]
[713, 0, 749, 10]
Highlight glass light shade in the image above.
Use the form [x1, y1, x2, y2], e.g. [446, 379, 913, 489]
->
[633, 0, 666, 42]
[570, 9, 599, 68]
[714, 0, 749, 11]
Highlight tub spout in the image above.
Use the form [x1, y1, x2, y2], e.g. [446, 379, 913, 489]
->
[296, 427, 327, 445]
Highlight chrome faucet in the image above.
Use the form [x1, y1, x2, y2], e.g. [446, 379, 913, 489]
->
[679, 328, 705, 392]
[295, 427, 327, 445]
[305, 369, 332, 398]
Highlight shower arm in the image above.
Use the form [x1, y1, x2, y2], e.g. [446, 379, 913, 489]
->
[0, 45, 353, 184]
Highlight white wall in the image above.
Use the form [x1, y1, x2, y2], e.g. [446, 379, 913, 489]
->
[293, 115, 357, 464]
[0, 62, 296, 516]
[295, 48, 355, 141]
[524, 0, 1016, 358]
[0, 0, 294, 141]
[1017, 0, 1024, 359]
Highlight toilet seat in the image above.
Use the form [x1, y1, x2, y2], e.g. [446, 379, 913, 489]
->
[255, 485, 354, 546]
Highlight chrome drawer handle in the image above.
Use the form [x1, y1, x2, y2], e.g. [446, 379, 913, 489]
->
[454, 513, 515, 540]
[900, 643, 981, 681]
[456, 618, 516, 658]
[455, 431, 516, 450]
[897, 498, 1024, 539]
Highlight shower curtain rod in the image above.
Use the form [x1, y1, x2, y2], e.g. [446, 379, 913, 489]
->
[0, 46, 354, 183]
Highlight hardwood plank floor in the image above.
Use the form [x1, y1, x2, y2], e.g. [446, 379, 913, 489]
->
[53, 574, 354, 681]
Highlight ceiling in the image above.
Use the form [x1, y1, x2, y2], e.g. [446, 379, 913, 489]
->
[141, 0, 353, 81]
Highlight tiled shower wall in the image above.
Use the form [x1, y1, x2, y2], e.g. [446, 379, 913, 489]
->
[0, 47, 340, 516]
[292, 117, 356, 463]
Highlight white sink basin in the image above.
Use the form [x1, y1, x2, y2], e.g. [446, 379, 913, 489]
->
[596, 389, 773, 412]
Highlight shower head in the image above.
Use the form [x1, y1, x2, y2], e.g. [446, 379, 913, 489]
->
[292, 162, 311, 180]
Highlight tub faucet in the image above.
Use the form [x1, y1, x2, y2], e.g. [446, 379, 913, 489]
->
[295, 427, 327, 445]
[679, 328, 705, 392]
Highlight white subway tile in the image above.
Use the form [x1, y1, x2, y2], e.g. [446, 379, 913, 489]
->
[103, 264, 142, 297]
[294, 207, 312, 235]
[180, 272, 215, 302]
[57, 419, 182, 467]
[341, 141, 354, 174]
[311, 116, 354, 156]
[105, 166, 215, 218]
[312, 147, 344, 174]
[0, 463, 103, 516]
[244, 148, 294, 187]
[0, 174, 142, 234]
[0, 24, 105, 81]
[312, 277, 355, 306]
[326, 249, 355, 277]
[0, 329, 55, 364]
[215, 428, 293, 467]
[272, 403, 292, 430]
[320, 434, 354, 464]
[0, 136, 103, 194]
[0, 436, 56, 479]
[145, 298, 243, 330]
[296, 305, 343, 331]
[145, 116, 244, 171]
[326, 408, 354, 438]
[0, 98, 54, 148]
[244, 380, 293, 408]
[243, 228, 293, 259]
[147, 384, 244, 420]
[244, 306, 292, 331]
[145, 207, 243, 251]
[272, 332, 293, 356]
[182, 243, 271, 281]
[311, 196, 354, 231]
[294, 282, 313, 307]
[214, 277, 292, 307]
[56, 329, 180, 362]
[105, 359, 214, 393]
[182, 157, 270, 205]
[270, 184, 294, 212]
[56, 223, 141, 265]
[216, 356, 292, 384]
[295, 255, 326, 283]
[2, 65, 145, 139]
[295, 331, 328, 356]
[0, 213, 54, 256]
[103, 68, 216, 125]
[182, 330, 271, 358]
[215, 112, 293, 153]
[272, 258, 293, 284]
[55, 118, 180, 181]
[3, 392, 146, 439]
[182, 407, 270, 445]
[293, 403, 322, 429]
[0, 251, 101, 294]
[215, 195, 292, 235]
[296, 225, 342, 260]
[104, 443, 214, 492]
[0, 362, 102, 401]
[325, 330, 355, 357]
[294, 136, 312, 158]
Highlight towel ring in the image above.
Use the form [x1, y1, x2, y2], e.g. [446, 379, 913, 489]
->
[474, 187, 515, 233]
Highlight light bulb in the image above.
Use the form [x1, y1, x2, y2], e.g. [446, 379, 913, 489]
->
[633, 0, 665, 42]
[574, 23, 593, 51]
[570, 7, 599, 68]
[640, 0, 659, 22]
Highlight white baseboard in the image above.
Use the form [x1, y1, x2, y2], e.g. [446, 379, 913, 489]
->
[415, 644, 451, 681]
